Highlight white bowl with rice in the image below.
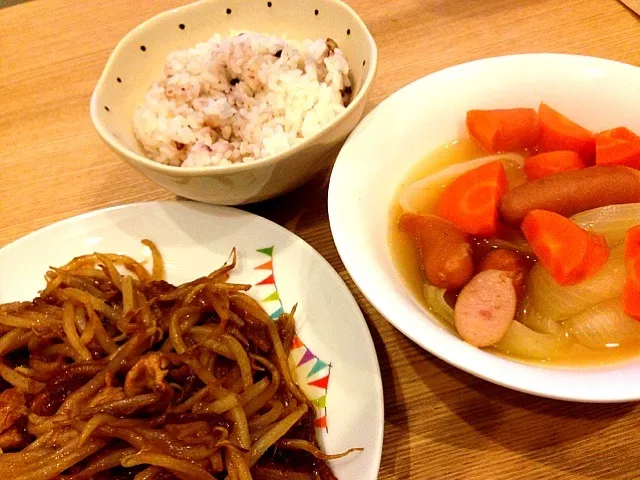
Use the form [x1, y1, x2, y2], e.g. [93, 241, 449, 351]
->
[90, 0, 377, 204]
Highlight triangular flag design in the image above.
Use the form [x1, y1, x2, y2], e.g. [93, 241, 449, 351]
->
[312, 395, 327, 409]
[291, 336, 304, 350]
[297, 348, 315, 367]
[308, 375, 329, 389]
[257, 246, 274, 257]
[269, 307, 284, 319]
[262, 291, 280, 302]
[255, 260, 273, 271]
[315, 416, 327, 429]
[256, 274, 275, 286]
[307, 358, 328, 378]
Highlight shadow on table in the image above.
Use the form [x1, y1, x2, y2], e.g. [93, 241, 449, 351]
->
[1, 0, 32, 8]
[242, 166, 332, 237]
[362, 309, 412, 479]
[408, 347, 638, 479]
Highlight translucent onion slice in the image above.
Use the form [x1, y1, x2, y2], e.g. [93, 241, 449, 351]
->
[494, 321, 571, 360]
[526, 245, 626, 321]
[572, 203, 640, 248]
[399, 153, 525, 214]
[565, 299, 640, 350]
[422, 283, 453, 324]
[517, 298, 564, 335]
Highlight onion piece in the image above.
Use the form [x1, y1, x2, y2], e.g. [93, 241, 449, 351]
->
[399, 153, 525, 214]
[565, 299, 640, 350]
[526, 244, 625, 321]
[572, 203, 640, 248]
[422, 283, 453, 324]
[494, 321, 571, 360]
[517, 298, 564, 335]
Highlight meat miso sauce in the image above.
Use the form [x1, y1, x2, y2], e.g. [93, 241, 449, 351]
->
[0, 242, 358, 479]
[389, 104, 640, 366]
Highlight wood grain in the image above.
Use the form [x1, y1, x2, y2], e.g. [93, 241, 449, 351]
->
[1, 0, 640, 478]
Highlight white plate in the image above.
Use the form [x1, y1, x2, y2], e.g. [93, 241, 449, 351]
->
[0, 201, 383, 478]
[328, 53, 640, 402]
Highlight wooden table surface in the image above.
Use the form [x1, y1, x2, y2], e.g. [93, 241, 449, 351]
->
[2, 0, 640, 478]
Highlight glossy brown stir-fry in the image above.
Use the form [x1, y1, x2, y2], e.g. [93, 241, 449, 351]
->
[0, 241, 356, 479]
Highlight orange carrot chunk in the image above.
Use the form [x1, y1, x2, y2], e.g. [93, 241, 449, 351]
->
[524, 150, 585, 180]
[436, 160, 508, 237]
[627, 225, 640, 258]
[466, 108, 540, 153]
[623, 225, 640, 321]
[599, 126, 639, 143]
[579, 233, 611, 282]
[537, 103, 595, 161]
[595, 127, 640, 170]
[521, 209, 610, 286]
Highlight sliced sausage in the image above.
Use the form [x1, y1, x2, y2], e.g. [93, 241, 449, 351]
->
[454, 270, 517, 347]
[399, 213, 474, 290]
[477, 249, 530, 299]
[499, 165, 640, 227]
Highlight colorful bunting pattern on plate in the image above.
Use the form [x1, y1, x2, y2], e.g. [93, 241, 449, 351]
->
[253, 246, 332, 432]
[290, 337, 331, 432]
[254, 246, 284, 320]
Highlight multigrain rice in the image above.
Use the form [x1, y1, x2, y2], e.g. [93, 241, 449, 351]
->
[133, 32, 351, 167]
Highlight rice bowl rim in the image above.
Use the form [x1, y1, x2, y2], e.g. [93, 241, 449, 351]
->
[90, 0, 378, 176]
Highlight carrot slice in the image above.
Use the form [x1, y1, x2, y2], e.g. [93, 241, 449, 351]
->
[435, 160, 508, 236]
[623, 225, 640, 320]
[578, 234, 610, 283]
[521, 209, 610, 286]
[595, 127, 640, 169]
[599, 127, 638, 143]
[466, 108, 540, 153]
[627, 225, 640, 258]
[537, 103, 595, 161]
[524, 150, 585, 180]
